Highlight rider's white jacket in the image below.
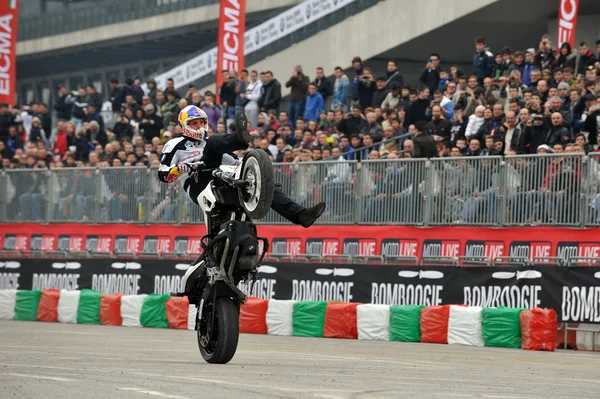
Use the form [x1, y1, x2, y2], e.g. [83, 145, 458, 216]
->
[158, 136, 238, 183]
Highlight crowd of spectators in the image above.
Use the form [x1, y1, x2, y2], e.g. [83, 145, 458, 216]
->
[1, 34, 600, 224]
[1, 35, 600, 176]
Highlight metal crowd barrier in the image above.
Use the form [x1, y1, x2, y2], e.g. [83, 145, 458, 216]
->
[1, 154, 600, 227]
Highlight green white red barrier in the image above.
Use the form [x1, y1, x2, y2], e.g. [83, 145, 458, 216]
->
[1, 289, 592, 352]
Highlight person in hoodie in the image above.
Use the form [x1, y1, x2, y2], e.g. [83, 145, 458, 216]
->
[350, 56, 364, 108]
[200, 93, 222, 131]
[521, 49, 538, 86]
[332, 67, 350, 112]
[28, 117, 47, 145]
[577, 42, 598, 76]
[304, 84, 324, 123]
[371, 77, 389, 108]
[465, 105, 486, 139]
[285, 65, 310, 128]
[146, 79, 158, 102]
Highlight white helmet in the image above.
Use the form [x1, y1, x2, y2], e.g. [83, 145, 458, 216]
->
[178, 105, 208, 142]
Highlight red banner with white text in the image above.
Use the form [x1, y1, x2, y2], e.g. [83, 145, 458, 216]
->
[1, 224, 599, 264]
[216, 0, 246, 101]
[0, 0, 18, 106]
[557, 0, 579, 49]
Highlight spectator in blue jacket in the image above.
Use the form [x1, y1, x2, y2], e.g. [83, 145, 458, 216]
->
[472, 36, 494, 83]
[304, 84, 324, 122]
[351, 56, 364, 108]
[332, 66, 350, 112]
[84, 103, 105, 131]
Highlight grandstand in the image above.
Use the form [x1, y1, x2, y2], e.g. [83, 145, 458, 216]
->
[2, 0, 600, 266]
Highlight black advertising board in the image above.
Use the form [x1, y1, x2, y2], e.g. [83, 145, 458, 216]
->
[1, 259, 599, 323]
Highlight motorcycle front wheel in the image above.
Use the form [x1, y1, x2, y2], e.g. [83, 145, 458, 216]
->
[239, 149, 274, 220]
[197, 296, 240, 364]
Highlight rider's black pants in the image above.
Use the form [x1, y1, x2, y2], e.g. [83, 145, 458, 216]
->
[183, 134, 305, 224]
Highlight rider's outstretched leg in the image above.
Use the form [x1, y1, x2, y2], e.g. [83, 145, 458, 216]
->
[271, 189, 326, 228]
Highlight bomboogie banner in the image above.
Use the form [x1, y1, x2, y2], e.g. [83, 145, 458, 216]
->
[1, 259, 599, 324]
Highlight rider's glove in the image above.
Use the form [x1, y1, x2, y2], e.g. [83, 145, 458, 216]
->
[177, 163, 191, 174]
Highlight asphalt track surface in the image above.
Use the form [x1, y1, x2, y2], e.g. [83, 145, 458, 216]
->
[1, 321, 599, 398]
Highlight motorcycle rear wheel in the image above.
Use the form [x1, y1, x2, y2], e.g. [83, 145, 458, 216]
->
[239, 150, 274, 220]
[197, 296, 240, 364]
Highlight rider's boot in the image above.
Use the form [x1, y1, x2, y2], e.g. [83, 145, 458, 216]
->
[298, 202, 326, 228]
[235, 110, 253, 146]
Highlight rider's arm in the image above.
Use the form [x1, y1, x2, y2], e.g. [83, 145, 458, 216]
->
[157, 137, 187, 183]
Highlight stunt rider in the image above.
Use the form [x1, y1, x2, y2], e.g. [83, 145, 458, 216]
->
[158, 106, 326, 227]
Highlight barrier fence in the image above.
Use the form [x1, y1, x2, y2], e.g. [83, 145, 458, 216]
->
[2, 153, 600, 226]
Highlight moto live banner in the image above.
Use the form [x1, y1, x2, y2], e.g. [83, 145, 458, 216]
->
[558, 0, 579, 49]
[2, 259, 600, 324]
[216, 0, 246, 100]
[0, 0, 18, 105]
[2, 224, 600, 264]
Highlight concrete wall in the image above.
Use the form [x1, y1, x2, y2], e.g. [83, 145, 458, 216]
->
[17, 0, 300, 56]
[198, 0, 498, 96]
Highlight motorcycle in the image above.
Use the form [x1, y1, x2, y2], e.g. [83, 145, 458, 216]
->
[171, 149, 273, 364]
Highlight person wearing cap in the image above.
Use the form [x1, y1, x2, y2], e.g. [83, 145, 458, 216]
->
[522, 49, 539, 87]
[139, 103, 164, 143]
[537, 144, 554, 154]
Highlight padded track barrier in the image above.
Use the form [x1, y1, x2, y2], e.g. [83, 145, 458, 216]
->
[165, 297, 189, 330]
[520, 308, 557, 351]
[100, 294, 123, 326]
[481, 307, 524, 349]
[36, 289, 61, 323]
[57, 290, 81, 324]
[120, 294, 147, 328]
[323, 302, 359, 339]
[389, 305, 424, 342]
[0, 289, 16, 320]
[14, 290, 41, 321]
[420, 305, 450, 344]
[447, 306, 484, 347]
[140, 294, 170, 329]
[266, 299, 295, 336]
[239, 297, 269, 334]
[77, 289, 101, 325]
[1, 290, 572, 352]
[292, 301, 327, 337]
[357, 304, 390, 341]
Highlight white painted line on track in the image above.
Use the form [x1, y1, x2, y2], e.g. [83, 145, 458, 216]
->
[117, 387, 190, 399]
[3, 372, 76, 382]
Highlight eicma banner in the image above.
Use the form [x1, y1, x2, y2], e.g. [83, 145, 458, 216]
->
[557, 0, 579, 49]
[216, 0, 246, 96]
[0, 0, 18, 106]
